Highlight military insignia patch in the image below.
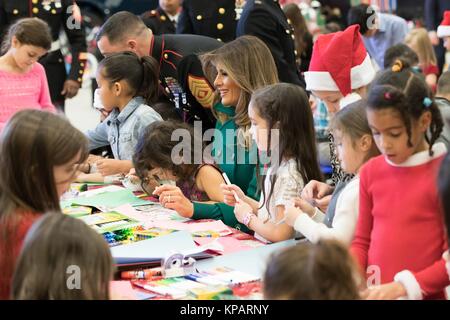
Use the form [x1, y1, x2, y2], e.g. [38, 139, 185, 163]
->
[188, 75, 214, 108]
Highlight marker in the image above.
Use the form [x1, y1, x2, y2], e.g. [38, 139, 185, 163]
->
[121, 267, 162, 280]
[221, 172, 239, 202]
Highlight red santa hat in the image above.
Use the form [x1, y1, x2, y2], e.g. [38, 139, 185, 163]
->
[437, 11, 450, 38]
[304, 25, 375, 98]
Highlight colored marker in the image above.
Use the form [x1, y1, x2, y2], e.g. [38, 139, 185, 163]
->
[222, 172, 239, 202]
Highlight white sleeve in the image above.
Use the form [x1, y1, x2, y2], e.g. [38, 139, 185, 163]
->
[293, 178, 359, 246]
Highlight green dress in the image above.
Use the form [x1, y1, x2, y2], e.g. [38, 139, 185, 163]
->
[192, 103, 259, 232]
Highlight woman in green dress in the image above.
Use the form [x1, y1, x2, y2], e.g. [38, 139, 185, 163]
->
[194, 35, 279, 231]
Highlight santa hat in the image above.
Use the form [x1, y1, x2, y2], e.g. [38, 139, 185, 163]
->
[437, 11, 450, 38]
[304, 25, 375, 98]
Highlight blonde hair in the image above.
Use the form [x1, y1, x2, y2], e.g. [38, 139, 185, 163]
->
[405, 28, 437, 67]
[200, 36, 279, 148]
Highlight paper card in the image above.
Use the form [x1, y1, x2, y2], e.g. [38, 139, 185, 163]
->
[149, 220, 232, 236]
[69, 189, 152, 210]
[194, 237, 253, 255]
[113, 204, 183, 228]
[110, 281, 138, 300]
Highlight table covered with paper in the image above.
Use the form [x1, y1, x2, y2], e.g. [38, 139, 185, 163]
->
[61, 183, 298, 300]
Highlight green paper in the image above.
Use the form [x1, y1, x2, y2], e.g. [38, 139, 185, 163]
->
[65, 189, 152, 209]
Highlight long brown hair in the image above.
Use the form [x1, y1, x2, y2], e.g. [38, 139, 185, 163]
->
[200, 36, 279, 147]
[250, 83, 322, 215]
[0, 110, 88, 296]
[1, 18, 52, 55]
[12, 213, 114, 299]
[263, 240, 361, 300]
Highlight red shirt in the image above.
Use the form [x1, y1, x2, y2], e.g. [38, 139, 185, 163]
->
[351, 144, 449, 299]
[0, 211, 40, 300]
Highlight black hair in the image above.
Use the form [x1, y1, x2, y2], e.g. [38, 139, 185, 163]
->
[96, 11, 147, 44]
[437, 71, 450, 96]
[438, 152, 450, 246]
[367, 61, 443, 155]
[99, 51, 159, 105]
[347, 4, 376, 35]
[384, 43, 419, 70]
[250, 83, 323, 216]
[133, 120, 204, 182]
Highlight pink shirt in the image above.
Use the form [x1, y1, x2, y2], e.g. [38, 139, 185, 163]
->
[0, 62, 55, 131]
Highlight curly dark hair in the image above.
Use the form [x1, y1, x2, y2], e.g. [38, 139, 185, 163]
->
[367, 62, 443, 156]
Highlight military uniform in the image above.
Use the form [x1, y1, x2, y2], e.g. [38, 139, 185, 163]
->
[236, 0, 305, 88]
[177, 0, 236, 43]
[149, 34, 222, 130]
[0, 0, 87, 109]
[141, 6, 177, 35]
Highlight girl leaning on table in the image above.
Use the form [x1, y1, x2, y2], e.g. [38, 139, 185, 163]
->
[132, 120, 227, 219]
[0, 110, 88, 300]
[222, 83, 323, 243]
[77, 51, 162, 181]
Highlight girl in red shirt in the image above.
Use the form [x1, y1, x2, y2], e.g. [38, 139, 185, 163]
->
[351, 61, 448, 300]
[0, 110, 88, 299]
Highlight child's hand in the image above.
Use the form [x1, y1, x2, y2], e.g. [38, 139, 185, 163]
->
[284, 206, 302, 227]
[301, 180, 333, 212]
[301, 180, 333, 201]
[233, 199, 253, 224]
[220, 183, 246, 206]
[126, 168, 141, 184]
[87, 154, 103, 164]
[293, 197, 316, 217]
[361, 282, 407, 300]
[96, 159, 126, 176]
[153, 185, 193, 218]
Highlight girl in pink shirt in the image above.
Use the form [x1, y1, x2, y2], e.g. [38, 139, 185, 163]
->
[0, 18, 55, 131]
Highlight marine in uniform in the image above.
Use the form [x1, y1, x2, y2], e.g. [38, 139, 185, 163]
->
[177, 0, 237, 43]
[0, 0, 87, 110]
[141, 1, 180, 35]
[237, 0, 305, 88]
[149, 33, 223, 130]
[97, 12, 223, 131]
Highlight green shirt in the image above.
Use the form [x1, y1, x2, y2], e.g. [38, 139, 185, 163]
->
[193, 103, 259, 232]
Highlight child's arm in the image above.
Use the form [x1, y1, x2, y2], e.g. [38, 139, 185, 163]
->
[37, 63, 56, 112]
[95, 159, 133, 176]
[350, 168, 373, 276]
[235, 202, 295, 243]
[286, 180, 359, 245]
[195, 165, 226, 202]
[76, 172, 105, 183]
[85, 121, 110, 151]
[393, 247, 449, 300]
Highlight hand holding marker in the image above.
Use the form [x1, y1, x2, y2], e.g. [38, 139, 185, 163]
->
[222, 172, 240, 202]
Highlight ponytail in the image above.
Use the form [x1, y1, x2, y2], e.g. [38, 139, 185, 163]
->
[139, 56, 159, 105]
[99, 51, 159, 105]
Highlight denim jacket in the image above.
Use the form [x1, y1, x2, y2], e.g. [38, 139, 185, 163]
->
[86, 97, 162, 160]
